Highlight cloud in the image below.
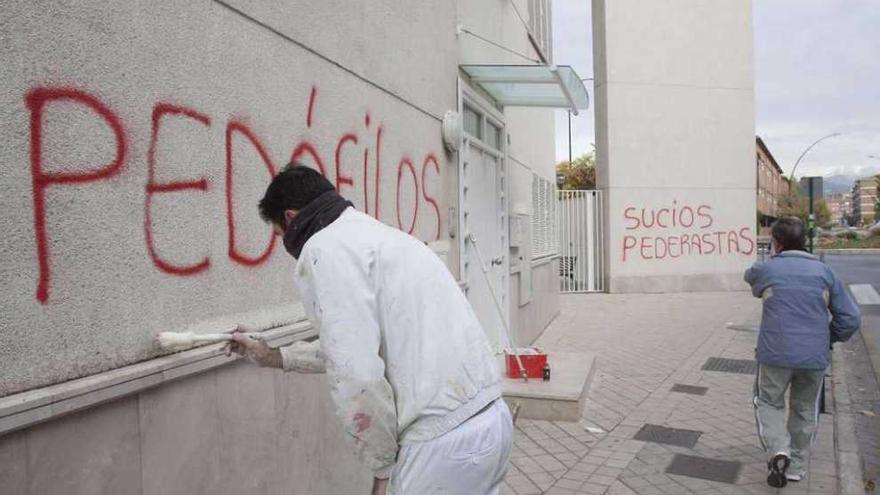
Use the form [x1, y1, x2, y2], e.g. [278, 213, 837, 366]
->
[553, 0, 880, 178]
[755, 0, 880, 178]
[552, 1, 595, 162]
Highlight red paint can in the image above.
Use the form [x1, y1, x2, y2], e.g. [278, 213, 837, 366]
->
[505, 348, 548, 379]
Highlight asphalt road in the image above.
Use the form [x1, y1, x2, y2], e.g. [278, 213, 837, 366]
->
[825, 254, 880, 489]
[825, 254, 880, 383]
[824, 254, 880, 287]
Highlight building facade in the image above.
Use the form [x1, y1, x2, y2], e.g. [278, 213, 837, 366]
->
[756, 136, 790, 227]
[0, 1, 564, 492]
[852, 176, 879, 226]
[594, 0, 757, 293]
[826, 192, 852, 227]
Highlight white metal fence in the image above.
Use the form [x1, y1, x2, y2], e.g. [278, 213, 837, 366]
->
[557, 190, 605, 293]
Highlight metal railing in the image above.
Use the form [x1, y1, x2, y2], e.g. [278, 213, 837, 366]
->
[557, 190, 605, 293]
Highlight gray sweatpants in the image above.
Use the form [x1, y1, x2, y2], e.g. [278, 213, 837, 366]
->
[753, 363, 825, 474]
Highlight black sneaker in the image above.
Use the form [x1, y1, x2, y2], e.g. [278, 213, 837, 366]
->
[767, 453, 790, 488]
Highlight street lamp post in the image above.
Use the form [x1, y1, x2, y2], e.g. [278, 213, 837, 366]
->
[568, 110, 572, 166]
[788, 132, 840, 181]
[566, 78, 593, 167]
[788, 132, 840, 254]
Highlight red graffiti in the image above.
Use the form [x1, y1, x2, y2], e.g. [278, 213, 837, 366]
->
[335, 133, 357, 192]
[422, 154, 441, 241]
[26, 88, 127, 304]
[622, 229, 756, 261]
[374, 126, 382, 219]
[145, 103, 211, 276]
[396, 157, 419, 234]
[621, 202, 753, 262]
[362, 146, 370, 215]
[290, 141, 328, 177]
[624, 202, 713, 230]
[24, 85, 444, 303]
[362, 113, 371, 214]
[226, 120, 278, 266]
[306, 86, 317, 128]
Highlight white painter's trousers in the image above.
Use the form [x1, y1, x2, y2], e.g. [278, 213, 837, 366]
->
[388, 399, 513, 495]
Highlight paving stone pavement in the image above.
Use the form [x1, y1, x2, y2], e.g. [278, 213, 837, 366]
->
[836, 327, 880, 490]
[502, 292, 843, 495]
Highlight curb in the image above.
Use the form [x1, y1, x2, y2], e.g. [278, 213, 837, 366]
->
[819, 249, 880, 255]
[831, 345, 867, 495]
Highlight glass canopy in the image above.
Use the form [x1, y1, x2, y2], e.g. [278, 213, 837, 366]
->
[460, 65, 590, 115]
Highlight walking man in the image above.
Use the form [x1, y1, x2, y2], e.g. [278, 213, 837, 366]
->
[744, 217, 860, 487]
[228, 164, 512, 494]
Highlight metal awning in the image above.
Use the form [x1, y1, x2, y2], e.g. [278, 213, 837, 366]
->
[460, 64, 590, 115]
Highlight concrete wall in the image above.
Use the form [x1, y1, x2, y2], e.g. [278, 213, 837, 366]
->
[0, 361, 371, 494]
[0, 0, 456, 396]
[592, 0, 757, 293]
[509, 260, 560, 345]
[458, 0, 560, 339]
[0, 0, 561, 491]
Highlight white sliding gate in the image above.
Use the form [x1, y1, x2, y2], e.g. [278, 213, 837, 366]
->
[558, 190, 604, 293]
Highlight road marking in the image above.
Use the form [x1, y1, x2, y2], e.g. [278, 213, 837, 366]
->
[850, 284, 880, 305]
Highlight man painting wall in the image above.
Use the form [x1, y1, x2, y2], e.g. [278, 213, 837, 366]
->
[227, 164, 513, 494]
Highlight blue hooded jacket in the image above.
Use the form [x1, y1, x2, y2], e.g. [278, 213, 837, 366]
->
[744, 250, 861, 369]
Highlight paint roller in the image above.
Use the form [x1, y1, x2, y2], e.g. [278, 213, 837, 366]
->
[155, 330, 264, 351]
[154, 305, 306, 352]
[466, 233, 529, 382]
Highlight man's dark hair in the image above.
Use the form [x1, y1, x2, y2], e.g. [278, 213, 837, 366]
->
[258, 163, 335, 225]
[771, 216, 806, 252]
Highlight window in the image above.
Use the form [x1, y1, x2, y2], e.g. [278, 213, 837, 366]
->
[531, 173, 558, 259]
[463, 104, 482, 140]
[485, 121, 502, 150]
[528, 0, 552, 61]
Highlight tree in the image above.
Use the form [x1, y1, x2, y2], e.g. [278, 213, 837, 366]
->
[815, 199, 831, 228]
[556, 151, 596, 190]
[777, 189, 807, 222]
[776, 184, 831, 228]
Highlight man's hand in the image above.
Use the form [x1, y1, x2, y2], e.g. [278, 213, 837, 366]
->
[371, 477, 388, 495]
[225, 327, 283, 369]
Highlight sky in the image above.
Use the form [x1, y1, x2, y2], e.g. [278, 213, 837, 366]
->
[552, 0, 880, 179]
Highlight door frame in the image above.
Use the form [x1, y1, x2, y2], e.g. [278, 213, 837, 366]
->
[457, 79, 511, 334]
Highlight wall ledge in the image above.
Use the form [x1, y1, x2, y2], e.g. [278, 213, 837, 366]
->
[510, 254, 559, 275]
[532, 254, 560, 267]
[0, 320, 316, 437]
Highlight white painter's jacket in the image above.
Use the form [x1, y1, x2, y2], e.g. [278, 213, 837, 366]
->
[280, 209, 501, 478]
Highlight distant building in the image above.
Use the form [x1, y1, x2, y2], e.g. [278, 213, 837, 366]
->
[799, 176, 824, 199]
[826, 192, 852, 226]
[852, 176, 878, 226]
[756, 137, 790, 231]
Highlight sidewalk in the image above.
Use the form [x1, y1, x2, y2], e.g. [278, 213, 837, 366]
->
[502, 292, 842, 495]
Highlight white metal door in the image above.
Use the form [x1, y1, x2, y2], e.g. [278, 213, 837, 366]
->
[558, 190, 604, 293]
[459, 90, 509, 351]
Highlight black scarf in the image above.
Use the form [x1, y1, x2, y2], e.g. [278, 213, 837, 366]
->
[282, 190, 353, 259]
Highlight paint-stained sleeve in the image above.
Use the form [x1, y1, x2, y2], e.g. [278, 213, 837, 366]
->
[279, 339, 326, 374]
[304, 245, 399, 478]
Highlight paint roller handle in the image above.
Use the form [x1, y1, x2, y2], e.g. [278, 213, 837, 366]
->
[190, 333, 235, 343]
[191, 332, 260, 343]
[226, 331, 282, 369]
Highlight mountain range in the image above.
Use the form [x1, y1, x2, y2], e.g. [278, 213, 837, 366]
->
[819, 165, 880, 197]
